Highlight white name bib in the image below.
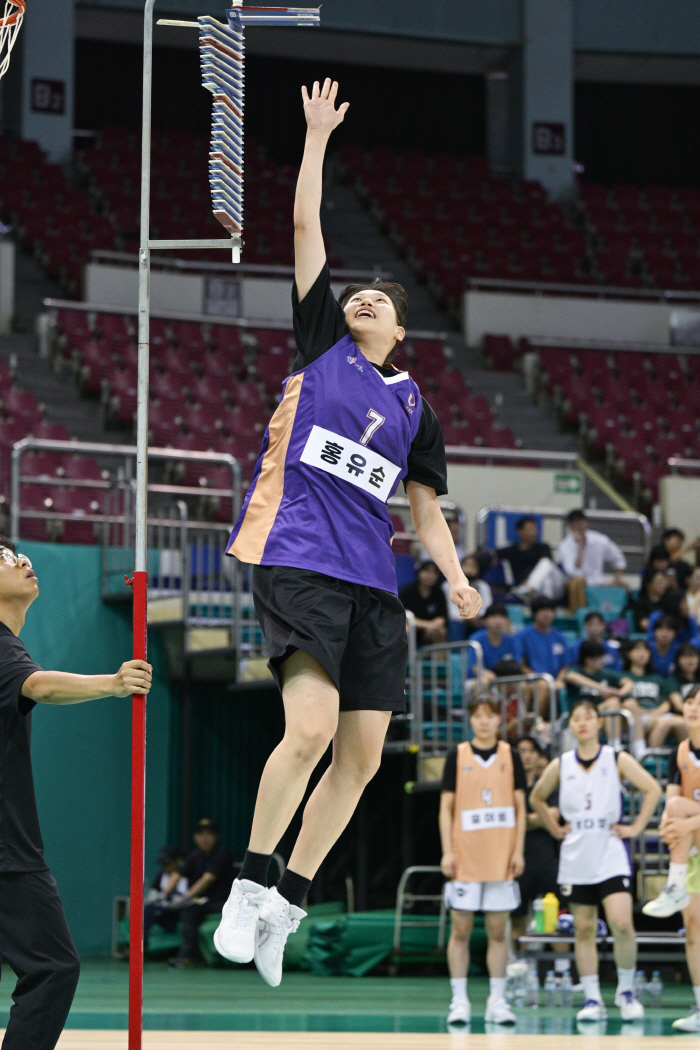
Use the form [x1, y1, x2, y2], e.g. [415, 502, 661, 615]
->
[300, 425, 401, 503]
[460, 806, 515, 831]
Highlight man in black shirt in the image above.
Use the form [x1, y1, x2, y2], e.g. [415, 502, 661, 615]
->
[168, 818, 234, 968]
[497, 516, 564, 601]
[0, 537, 152, 1050]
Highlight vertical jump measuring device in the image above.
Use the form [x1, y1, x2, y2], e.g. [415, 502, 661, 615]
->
[131, 4, 320, 1048]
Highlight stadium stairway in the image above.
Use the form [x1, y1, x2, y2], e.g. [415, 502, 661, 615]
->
[1, 248, 110, 444]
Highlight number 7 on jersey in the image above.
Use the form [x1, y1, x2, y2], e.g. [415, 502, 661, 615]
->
[360, 409, 385, 446]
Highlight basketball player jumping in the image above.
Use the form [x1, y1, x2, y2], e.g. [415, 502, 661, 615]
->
[532, 698, 661, 1023]
[642, 684, 700, 1031]
[213, 79, 482, 986]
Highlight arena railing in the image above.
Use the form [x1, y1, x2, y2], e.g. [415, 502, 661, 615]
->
[487, 672, 557, 739]
[39, 297, 451, 346]
[668, 456, 700, 474]
[9, 436, 253, 669]
[467, 275, 700, 305]
[89, 249, 393, 283]
[409, 638, 483, 782]
[476, 504, 651, 576]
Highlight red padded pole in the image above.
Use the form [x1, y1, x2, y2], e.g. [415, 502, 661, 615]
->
[129, 570, 148, 1050]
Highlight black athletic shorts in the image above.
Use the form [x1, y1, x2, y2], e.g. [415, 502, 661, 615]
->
[558, 874, 633, 906]
[252, 564, 408, 712]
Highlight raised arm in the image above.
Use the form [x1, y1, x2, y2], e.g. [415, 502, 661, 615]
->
[294, 78, 349, 301]
[21, 660, 152, 705]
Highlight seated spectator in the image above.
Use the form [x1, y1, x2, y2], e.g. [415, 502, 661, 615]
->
[621, 639, 685, 757]
[687, 568, 700, 623]
[466, 604, 519, 684]
[442, 553, 493, 640]
[647, 614, 682, 677]
[498, 517, 564, 601]
[169, 818, 235, 968]
[557, 509, 626, 612]
[567, 610, 622, 671]
[646, 543, 688, 591]
[511, 736, 560, 951]
[626, 569, 672, 632]
[144, 845, 187, 951]
[667, 643, 700, 708]
[400, 560, 448, 646]
[648, 590, 700, 652]
[562, 639, 632, 714]
[515, 597, 569, 715]
[661, 527, 700, 591]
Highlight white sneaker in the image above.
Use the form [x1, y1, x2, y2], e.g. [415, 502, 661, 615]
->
[614, 990, 645, 1020]
[213, 879, 268, 963]
[254, 886, 306, 987]
[642, 883, 690, 918]
[577, 999, 608, 1022]
[447, 998, 471, 1025]
[673, 1008, 700, 1032]
[484, 996, 516, 1024]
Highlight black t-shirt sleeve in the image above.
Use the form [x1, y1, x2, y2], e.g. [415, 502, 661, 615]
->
[511, 747, 527, 791]
[205, 847, 233, 881]
[404, 398, 448, 496]
[669, 745, 680, 785]
[441, 748, 458, 792]
[292, 263, 347, 370]
[0, 629, 41, 717]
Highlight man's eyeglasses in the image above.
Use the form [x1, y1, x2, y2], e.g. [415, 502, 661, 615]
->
[0, 547, 32, 570]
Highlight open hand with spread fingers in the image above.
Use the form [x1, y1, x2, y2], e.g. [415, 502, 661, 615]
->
[301, 77, 349, 133]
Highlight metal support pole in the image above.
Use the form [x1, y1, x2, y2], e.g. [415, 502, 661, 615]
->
[129, 2, 154, 1047]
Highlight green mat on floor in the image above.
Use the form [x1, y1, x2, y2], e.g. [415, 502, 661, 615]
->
[301, 910, 486, 978]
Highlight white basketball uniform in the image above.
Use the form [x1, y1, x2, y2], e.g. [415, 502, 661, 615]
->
[558, 745, 631, 886]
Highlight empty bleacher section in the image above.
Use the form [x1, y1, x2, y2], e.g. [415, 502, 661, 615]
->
[338, 145, 590, 317]
[0, 130, 342, 297]
[340, 144, 700, 317]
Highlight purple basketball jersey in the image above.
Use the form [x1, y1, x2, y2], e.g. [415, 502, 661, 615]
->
[227, 334, 423, 592]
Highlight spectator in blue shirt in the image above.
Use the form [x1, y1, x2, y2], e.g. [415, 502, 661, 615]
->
[467, 604, 520, 684]
[567, 610, 622, 671]
[515, 597, 569, 716]
[648, 613, 682, 677]
[647, 590, 700, 651]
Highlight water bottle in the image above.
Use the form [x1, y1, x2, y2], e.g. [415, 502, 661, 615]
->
[649, 970, 663, 1004]
[544, 970, 557, 1008]
[514, 969, 527, 1007]
[526, 962, 540, 1007]
[560, 969, 573, 1009]
[634, 969, 647, 1005]
[532, 897, 545, 933]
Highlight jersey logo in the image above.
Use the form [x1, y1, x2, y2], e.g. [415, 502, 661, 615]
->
[346, 355, 364, 373]
[408, 392, 415, 407]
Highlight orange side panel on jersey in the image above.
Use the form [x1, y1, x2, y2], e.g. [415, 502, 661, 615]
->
[228, 372, 304, 564]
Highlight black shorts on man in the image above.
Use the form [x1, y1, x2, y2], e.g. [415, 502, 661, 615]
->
[252, 564, 408, 712]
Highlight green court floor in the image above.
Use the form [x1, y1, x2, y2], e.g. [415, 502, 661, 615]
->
[0, 960, 695, 1035]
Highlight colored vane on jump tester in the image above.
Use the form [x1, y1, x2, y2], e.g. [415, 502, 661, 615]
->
[199, 6, 319, 241]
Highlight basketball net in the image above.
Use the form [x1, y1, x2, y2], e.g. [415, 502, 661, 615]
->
[0, 0, 25, 80]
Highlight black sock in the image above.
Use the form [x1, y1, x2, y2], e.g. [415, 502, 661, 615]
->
[238, 849, 272, 887]
[276, 868, 311, 909]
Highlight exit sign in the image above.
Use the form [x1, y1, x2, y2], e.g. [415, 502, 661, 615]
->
[554, 472, 582, 494]
[532, 122, 565, 155]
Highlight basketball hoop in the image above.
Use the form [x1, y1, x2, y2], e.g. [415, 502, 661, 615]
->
[0, 0, 25, 79]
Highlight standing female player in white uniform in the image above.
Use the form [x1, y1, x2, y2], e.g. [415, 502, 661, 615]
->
[532, 698, 661, 1023]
